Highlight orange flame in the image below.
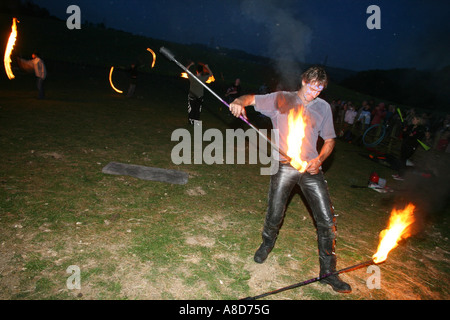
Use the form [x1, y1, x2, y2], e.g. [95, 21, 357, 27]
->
[109, 66, 123, 93]
[286, 108, 308, 172]
[372, 203, 416, 264]
[4, 17, 18, 80]
[180, 72, 215, 83]
[146, 48, 156, 68]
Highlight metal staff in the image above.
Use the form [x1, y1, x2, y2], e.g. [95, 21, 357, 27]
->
[159, 46, 291, 161]
[241, 259, 375, 300]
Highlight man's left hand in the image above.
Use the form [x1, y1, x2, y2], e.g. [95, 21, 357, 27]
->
[305, 158, 322, 175]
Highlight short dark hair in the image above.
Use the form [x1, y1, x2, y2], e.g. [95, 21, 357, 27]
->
[301, 66, 329, 88]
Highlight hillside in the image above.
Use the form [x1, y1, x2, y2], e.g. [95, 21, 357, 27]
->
[1, 13, 362, 96]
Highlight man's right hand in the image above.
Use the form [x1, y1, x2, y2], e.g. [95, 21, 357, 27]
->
[229, 100, 246, 119]
[229, 95, 255, 119]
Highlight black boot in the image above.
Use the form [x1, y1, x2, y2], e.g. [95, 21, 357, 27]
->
[319, 256, 352, 293]
[318, 228, 352, 293]
[254, 223, 279, 264]
[254, 236, 276, 264]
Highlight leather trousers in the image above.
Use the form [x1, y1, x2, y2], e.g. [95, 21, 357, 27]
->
[261, 162, 337, 269]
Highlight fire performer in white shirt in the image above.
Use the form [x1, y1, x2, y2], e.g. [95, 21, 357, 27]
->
[230, 66, 351, 293]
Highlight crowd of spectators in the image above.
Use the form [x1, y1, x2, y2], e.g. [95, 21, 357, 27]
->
[329, 98, 450, 154]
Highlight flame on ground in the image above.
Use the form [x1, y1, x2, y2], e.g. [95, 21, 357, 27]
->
[109, 66, 123, 93]
[146, 48, 156, 68]
[4, 17, 18, 80]
[372, 203, 416, 264]
[287, 108, 308, 172]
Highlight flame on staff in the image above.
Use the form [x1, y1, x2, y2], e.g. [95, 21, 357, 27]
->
[286, 108, 308, 172]
[180, 72, 215, 83]
[109, 66, 123, 93]
[4, 17, 18, 80]
[146, 48, 156, 68]
[372, 203, 416, 264]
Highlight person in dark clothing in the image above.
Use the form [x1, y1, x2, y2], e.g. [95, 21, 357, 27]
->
[392, 116, 426, 180]
[126, 63, 138, 98]
[186, 62, 213, 125]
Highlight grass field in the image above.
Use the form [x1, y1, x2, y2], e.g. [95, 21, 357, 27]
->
[1, 14, 449, 301]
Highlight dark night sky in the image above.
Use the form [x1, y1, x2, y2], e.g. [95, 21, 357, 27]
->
[31, 0, 450, 71]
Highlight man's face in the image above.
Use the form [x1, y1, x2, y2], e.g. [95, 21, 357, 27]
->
[301, 81, 324, 102]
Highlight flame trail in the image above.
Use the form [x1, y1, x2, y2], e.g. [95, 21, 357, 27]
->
[109, 66, 123, 93]
[4, 17, 18, 80]
[146, 48, 156, 68]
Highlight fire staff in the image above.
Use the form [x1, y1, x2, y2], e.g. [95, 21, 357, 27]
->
[230, 66, 351, 293]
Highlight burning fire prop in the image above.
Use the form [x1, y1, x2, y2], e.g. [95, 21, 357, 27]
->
[372, 202, 416, 263]
[146, 48, 156, 68]
[4, 17, 18, 80]
[287, 108, 308, 172]
[180, 72, 215, 84]
[243, 202, 417, 299]
[108, 66, 123, 94]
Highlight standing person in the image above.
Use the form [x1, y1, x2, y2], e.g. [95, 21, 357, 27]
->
[18, 52, 47, 99]
[126, 63, 138, 98]
[186, 61, 213, 126]
[392, 116, 426, 181]
[229, 66, 351, 293]
[357, 104, 371, 133]
[342, 104, 357, 141]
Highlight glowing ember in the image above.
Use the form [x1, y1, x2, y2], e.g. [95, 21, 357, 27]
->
[146, 48, 156, 68]
[109, 66, 123, 93]
[4, 17, 18, 80]
[372, 203, 416, 264]
[286, 108, 308, 172]
[181, 72, 188, 79]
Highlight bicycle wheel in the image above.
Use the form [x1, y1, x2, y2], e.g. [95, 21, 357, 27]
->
[363, 124, 386, 147]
